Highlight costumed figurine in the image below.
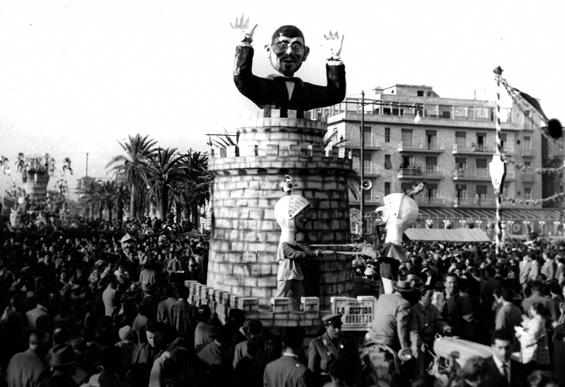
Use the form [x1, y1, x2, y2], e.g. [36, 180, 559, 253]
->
[375, 183, 423, 294]
[273, 176, 321, 310]
[231, 14, 346, 114]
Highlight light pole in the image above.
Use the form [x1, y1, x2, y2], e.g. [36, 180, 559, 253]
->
[360, 90, 365, 238]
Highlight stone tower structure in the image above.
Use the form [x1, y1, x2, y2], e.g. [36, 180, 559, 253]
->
[208, 109, 355, 310]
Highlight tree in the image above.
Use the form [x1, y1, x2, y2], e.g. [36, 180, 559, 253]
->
[177, 149, 212, 229]
[76, 177, 103, 220]
[106, 134, 156, 220]
[143, 147, 186, 221]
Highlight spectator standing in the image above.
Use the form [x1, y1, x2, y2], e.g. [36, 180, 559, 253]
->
[264, 327, 313, 387]
[484, 329, 525, 387]
[442, 274, 475, 340]
[308, 313, 359, 387]
[516, 303, 550, 371]
[493, 287, 522, 332]
[5, 331, 49, 387]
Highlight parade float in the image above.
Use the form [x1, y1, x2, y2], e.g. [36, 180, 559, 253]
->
[1, 153, 72, 229]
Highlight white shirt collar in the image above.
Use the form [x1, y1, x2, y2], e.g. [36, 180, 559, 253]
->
[492, 355, 510, 377]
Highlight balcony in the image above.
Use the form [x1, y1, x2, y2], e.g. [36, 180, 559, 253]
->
[352, 162, 381, 177]
[453, 168, 491, 181]
[349, 196, 381, 205]
[347, 140, 381, 150]
[398, 167, 443, 180]
[415, 196, 446, 207]
[398, 142, 444, 154]
[454, 196, 497, 207]
[452, 144, 494, 156]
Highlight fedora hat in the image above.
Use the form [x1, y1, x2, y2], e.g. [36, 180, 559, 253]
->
[50, 344, 76, 368]
[393, 279, 415, 293]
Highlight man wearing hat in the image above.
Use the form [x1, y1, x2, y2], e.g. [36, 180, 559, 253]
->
[366, 278, 414, 353]
[273, 179, 322, 309]
[308, 313, 360, 387]
[231, 15, 346, 113]
[43, 344, 78, 387]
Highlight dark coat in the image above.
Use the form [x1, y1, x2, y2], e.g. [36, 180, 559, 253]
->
[233, 45, 346, 112]
[483, 356, 525, 387]
[308, 332, 359, 386]
[5, 349, 47, 387]
[264, 355, 313, 387]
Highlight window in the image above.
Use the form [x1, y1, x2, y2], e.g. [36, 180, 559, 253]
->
[427, 91, 433, 97]
[401, 129, 413, 147]
[426, 130, 437, 149]
[476, 185, 488, 204]
[523, 136, 531, 150]
[476, 159, 488, 169]
[455, 157, 466, 170]
[384, 127, 391, 143]
[456, 184, 467, 200]
[524, 187, 532, 199]
[455, 132, 466, 147]
[476, 185, 488, 195]
[427, 184, 438, 201]
[384, 182, 391, 196]
[401, 156, 413, 169]
[425, 157, 437, 173]
[401, 183, 413, 194]
[417, 90, 424, 97]
[362, 126, 372, 146]
[384, 154, 392, 169]
[500, 133, 507, 151]
[476, 133, 486, 150]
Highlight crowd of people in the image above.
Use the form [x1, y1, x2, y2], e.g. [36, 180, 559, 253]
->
[1, 218, 565, 386]
[355, 237, 565, 386]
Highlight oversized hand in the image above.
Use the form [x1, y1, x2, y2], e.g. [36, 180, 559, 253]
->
[322, 31, 344, 60]
[230, 14, 258, 43]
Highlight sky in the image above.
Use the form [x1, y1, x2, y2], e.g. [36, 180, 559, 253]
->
[0, 0, 564, 197]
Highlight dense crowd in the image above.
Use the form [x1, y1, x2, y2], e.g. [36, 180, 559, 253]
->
[1, 220, 565, 386]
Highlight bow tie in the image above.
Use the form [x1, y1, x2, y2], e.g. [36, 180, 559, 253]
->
[275, 76, 300, 83]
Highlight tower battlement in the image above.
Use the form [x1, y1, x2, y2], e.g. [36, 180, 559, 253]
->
[207, 109, 355, 310]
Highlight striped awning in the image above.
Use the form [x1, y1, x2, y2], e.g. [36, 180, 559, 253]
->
[405, 228, 491, 242]
[418, 208, 562, 221]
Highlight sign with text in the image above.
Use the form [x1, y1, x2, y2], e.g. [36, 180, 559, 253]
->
[330, 296, 377, 331]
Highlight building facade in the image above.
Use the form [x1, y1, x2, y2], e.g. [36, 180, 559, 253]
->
[321, 84, 562, 232]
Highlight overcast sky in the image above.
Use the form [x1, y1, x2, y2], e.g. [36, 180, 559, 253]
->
[0, 0, 563, 195]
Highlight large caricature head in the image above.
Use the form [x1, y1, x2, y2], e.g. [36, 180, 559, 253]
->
[274, 194, 311, 242]
[376, 193, 419, 245]
[267, 25, 310, 77]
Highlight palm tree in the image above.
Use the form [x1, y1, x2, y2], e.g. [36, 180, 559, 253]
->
[143, 147, 186, 221]
[106, 134, 156, 220]
[76, 177, 103, 220]
[177, 149, 212, 229]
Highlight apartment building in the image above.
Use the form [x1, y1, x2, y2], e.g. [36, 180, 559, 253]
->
[322, 84, 562, 231]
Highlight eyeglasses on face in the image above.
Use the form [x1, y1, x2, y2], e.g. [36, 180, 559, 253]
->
[272, 40, 305, 53]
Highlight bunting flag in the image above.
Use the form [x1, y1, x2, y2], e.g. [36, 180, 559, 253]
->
[499, 76, 562, 139]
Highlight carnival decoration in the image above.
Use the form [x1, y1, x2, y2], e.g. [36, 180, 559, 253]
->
[498, 75, 562, 139]
[375, 183, 423, 293]
[231, 14, 346, 113]
[491, 67, 507, 256]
